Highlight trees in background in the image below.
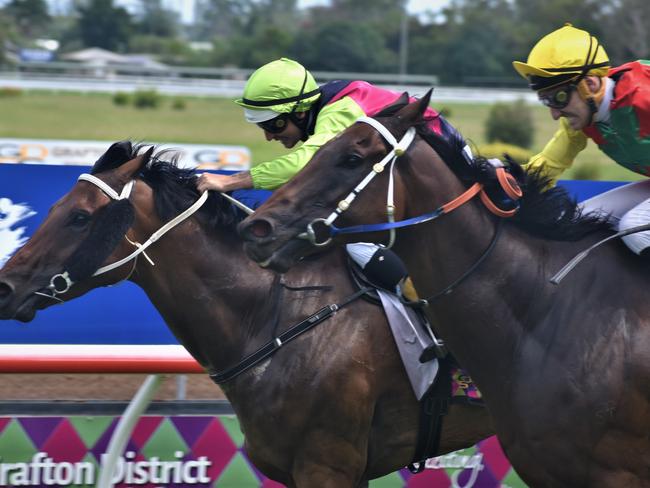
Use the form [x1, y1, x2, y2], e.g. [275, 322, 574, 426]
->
[2, 0, 650, 84]
[600, 0, 650, 61]
[74, 0, 133, 51]
[296, 21, 396, 72]
[137, 0, 178, 38]
[4, 0, 50, 38]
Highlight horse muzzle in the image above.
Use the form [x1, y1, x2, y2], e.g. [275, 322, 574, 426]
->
[0, 279, 15, 312]
[0, 279, 31, 321]
[239, 214, 320, 272]
[0, 276, 57, 322]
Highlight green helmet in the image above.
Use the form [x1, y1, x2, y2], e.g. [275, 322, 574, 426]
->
[235, 58, 321, 114]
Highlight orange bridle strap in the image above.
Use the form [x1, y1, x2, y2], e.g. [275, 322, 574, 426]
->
[442, 168, 522, 218]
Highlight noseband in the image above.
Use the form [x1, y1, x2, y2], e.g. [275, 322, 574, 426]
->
[300, 116, 522, 247]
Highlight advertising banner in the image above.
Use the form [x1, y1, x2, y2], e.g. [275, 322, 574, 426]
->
[0, 139, 251, 171]
[0, 414, 527, 487]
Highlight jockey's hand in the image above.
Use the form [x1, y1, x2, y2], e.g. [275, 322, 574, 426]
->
[196, 171, 253, 193]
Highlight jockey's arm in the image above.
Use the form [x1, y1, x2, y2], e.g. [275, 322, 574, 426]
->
[196, 171, 253, 193]
[523, 117, 588, 186]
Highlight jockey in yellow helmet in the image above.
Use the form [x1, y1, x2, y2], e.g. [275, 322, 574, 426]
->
[514, 24, 650, 255]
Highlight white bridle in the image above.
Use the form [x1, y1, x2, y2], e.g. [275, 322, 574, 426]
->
[302, 116, 416, 247]
[40, 173, 253, 300]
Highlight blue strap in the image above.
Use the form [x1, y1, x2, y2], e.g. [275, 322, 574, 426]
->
[330, 208, 445, 236]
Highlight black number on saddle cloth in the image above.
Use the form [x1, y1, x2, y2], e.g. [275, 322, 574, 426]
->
[64, 199, 135, 282]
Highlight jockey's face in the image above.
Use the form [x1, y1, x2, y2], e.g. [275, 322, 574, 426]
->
[262, 112, 306, 148]
[541, 77, 601, 130]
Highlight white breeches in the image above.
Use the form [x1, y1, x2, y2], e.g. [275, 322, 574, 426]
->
[620, 197, 650, 254]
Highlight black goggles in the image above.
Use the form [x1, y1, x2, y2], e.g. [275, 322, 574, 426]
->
[257, 114, 290, 134]
[538, 84, 577, 110]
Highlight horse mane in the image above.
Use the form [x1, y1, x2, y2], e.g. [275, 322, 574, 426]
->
[378, 111, 612, 241]
[508, 165, 612, 240]
[93, 141, 243, 230]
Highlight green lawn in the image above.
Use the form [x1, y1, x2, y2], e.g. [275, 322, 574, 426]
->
[0, 90, 642, 181]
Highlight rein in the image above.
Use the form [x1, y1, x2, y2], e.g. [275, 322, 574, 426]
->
[209, 286, 370, 384]
[300, 116, 522, 247]
[40, 172, 254, 300]
[408, 218, 504, 307]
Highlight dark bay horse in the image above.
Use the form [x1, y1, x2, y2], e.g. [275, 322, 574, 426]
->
[0, 142, 493, 487]
[238, 94, 650, 487]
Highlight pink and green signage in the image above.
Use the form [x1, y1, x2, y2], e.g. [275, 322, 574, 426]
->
[0, 415, 527, 487]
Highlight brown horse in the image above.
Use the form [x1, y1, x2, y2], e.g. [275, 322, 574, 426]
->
[0, 142, 493, 488]
[239, 93, 650, 487]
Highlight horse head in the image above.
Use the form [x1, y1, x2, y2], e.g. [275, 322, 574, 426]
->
[238, 91, 468, 272]
[0, 142, 153, 321]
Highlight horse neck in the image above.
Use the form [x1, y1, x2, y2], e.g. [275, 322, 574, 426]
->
[127, 187, 280, 373]
[392, 148, 532, 382]
[394, 147, 625, 392]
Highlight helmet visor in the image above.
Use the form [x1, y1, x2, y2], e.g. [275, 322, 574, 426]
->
[538, 83, 576, 109]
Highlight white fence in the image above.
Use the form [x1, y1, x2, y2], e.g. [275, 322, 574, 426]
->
[0, 62, 537, 103]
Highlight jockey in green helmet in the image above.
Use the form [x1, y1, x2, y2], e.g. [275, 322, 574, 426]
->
[196, 57, 463, 192]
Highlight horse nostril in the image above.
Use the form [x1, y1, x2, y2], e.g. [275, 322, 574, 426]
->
[248, 219, 274, 240]
[0, 281, 14, 302]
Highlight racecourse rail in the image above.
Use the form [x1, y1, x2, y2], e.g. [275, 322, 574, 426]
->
[0, 344, 204, 373]
[0, 344, 205, 488]
[0, 62, 537, 103]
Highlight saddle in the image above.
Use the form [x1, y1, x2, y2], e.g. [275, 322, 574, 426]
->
[347, 258, 445, 363]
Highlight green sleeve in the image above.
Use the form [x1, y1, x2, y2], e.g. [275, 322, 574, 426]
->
[523, 117, 588, 186]
[250, 97, 364, 190]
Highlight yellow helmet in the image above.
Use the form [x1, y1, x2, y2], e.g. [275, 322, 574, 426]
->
[513, 24, 610, 91]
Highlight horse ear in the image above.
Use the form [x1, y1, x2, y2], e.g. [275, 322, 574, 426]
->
[395, 88, 433, 125]
[91, 140, 133, 174]
[375, 92, 410, 117]
[116, 145, 154, 181]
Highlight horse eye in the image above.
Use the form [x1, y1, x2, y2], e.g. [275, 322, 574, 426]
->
[341, 153, 362, 166]
[67, 211, 91, 229]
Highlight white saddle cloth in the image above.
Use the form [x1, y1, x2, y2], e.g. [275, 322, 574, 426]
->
[377, 290, 438, 400]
